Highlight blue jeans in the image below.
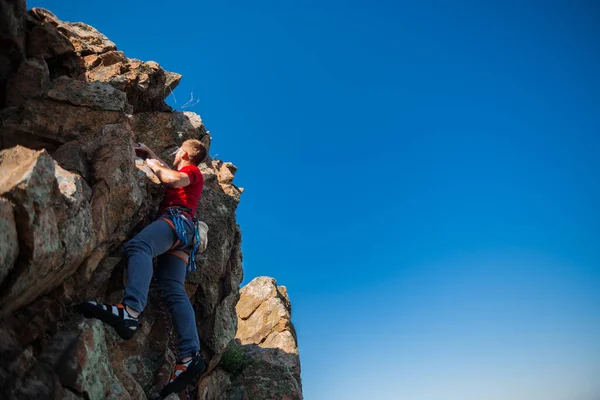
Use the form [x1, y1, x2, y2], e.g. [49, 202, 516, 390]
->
[123, 216, 200, 359]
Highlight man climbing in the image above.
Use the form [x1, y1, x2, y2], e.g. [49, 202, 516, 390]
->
[78, 139, 207, 398]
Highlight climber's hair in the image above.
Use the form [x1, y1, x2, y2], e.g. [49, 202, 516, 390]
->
[181, 139, 206, 166]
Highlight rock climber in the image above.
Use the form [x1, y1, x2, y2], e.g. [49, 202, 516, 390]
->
[78, 139, 207, 398]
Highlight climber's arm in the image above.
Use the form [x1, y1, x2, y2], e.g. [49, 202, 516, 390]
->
[146, 159, 191, 188]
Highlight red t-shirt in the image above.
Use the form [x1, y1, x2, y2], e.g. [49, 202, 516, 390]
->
[159, 165, 204, 217]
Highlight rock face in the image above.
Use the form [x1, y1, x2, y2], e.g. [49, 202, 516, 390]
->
[0, 6, 248, 399]
[198, 277, 303, 400]
[0, 5, 302, 400]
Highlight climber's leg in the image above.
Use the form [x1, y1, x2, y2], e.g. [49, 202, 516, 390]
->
[156, 251, 201, 358]
[79, 219, 176, 339]
[122, 218, 177, 313]
[156, 252, 205, 397]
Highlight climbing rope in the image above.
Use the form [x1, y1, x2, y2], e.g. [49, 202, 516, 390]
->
[167, 208, 200, 274]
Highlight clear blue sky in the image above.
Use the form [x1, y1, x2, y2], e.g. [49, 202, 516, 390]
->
[31, 1, 600, 398]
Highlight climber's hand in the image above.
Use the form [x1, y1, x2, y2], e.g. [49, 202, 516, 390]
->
[146, 158, 166, 170]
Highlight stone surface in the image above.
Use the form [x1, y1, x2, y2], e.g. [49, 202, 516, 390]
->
[132, 111, 209, 161]
[84, 58, 181, 112]
[1, 77, 130, 150]
[52, 141, 90, 180]
[0, 0, 27, 107]
[0, 146, 64, 315]
[200, 277, 303, 399]
[26, 9, 76, 59]
[5, 56, 50, 106]
[47, 75, 131, 112]
[0, 198, 19, 286]
[0, 5, 304, 400]
[236, 277, 301, 384]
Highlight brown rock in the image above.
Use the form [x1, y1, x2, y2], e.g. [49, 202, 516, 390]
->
[198, 277, 302, 399]
[55, 319, 130, 399]
[236, 277, 278, 320]
[26, 11, 75, 59]
[47, 75, 131, 112]
[87, 123, 145, 244]
[0, 147, 96, 316]
[0, 198, 19, 286]
[0, 146, 64, 315]
[0, 0, 27, 107]
[210, 160, 243, 201]
[28, 8, 116, 56]
[54, 163, 96, 274]
[1, 77, 129, 150]
[86, 58, 181, 112]
[5, 57, 50, 106]
[192, 189, 243, 355]
[0, 6, 255, 399]
[132, 111, 209, 160]
[52, 141, 90, 180]
[57, 21, 116, 55]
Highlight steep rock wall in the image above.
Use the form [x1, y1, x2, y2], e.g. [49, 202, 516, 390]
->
[0, 4, 243, 399]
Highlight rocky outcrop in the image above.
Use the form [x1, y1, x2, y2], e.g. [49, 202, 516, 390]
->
[199, 277, 303, 400]
[0, 6, 244, 399]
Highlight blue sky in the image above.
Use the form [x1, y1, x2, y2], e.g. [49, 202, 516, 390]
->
[31, 0, 600, 399]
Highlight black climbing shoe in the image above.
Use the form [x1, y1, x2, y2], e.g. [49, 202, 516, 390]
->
[160, 352, 206, 398]
[78, 301, 140, 340]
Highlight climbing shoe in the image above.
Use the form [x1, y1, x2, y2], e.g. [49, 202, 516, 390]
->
[160, 352, 206, 398]
[77, 301, 140, 340]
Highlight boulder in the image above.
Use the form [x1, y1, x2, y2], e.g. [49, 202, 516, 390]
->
[0, 146, 64, 315]
[84, 58, 181, 112]
[200, 277, 303, 399]
[236, 277, 301, 383]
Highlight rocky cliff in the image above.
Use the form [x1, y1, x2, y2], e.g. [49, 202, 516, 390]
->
[0, 2, 301, 399]
[199, 277, 302, 400]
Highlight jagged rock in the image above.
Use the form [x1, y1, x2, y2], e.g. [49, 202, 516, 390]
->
[54, 162, 96, 275]
[55, 319, 129, 399]
[192, 187, 243, 356]
[0, 146, 64, 315]
[24, 7, 179, 112]
[5, 56, 50, 106]
[28, 8, 116, 56]
[52, 141, 90, 180]
[0, 5, 307, 400]
[1, 76, 130, 151]
[236, 277, 301, 383]
[0, 0, 27, 107]
[200, 277, 302, 399]
[57, 21, 116, 55]
[47, 75, 132, 112]
[209, 160, 243, 201]
[87, 123, 144, 244]
[0, 198, 19, 286]
[0, 98, 123, 151]
[132, 111, 209, 160]
[84, 58, 181, 112]
[26, 9, 75, 59]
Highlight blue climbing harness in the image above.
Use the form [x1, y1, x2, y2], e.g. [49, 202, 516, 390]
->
[167, 208, 201, 274]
